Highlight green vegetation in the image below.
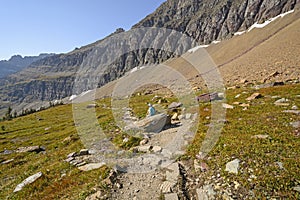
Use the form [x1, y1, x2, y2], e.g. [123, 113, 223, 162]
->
[0, 83, 299, 199]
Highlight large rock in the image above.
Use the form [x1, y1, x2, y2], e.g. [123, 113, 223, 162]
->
[14, 172, 43, 192]
[134, 113, 168, 133]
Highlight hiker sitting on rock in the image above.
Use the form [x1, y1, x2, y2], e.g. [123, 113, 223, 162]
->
[147, 103, 156, 117]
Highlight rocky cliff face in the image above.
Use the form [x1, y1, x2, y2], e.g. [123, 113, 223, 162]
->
[134, 0, 298, 43]
[0, 0, 299, 114]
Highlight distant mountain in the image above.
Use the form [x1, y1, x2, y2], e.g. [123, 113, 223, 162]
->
[0, 53, 55, 78]
[0, 0, 299, 115]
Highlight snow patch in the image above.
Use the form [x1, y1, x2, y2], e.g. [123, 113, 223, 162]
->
[130, 67, 138, 73]
[79, 90, 92, 97]
[188, 45, 210, 53]
[212, 40, 221, 44]
[248, 9, 294, 32]
[234, 31, 246, 36]
[69, 95, 77, 101]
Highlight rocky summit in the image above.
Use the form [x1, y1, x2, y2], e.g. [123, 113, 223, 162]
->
[0, 0, 299, 116]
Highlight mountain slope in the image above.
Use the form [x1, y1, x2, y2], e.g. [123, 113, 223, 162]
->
[0, 0, 299, 115]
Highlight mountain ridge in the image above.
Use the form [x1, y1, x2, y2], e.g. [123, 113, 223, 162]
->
[0, 53, 55, 79]
[0, 0, 299, 115]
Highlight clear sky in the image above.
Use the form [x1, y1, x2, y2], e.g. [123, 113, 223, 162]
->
[0, 0, 166, 60]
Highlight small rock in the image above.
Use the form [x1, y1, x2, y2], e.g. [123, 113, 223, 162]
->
[196, 184, 216, 200]
[200, 162, 209, 172]
[2, 149, 14, 155]
[137, 145, 152, 153]
[16, 146, 44, 153]
[44, 127, 51, 131]
[185, 113, 192, 120]
[222, 103, 234, 109]
[79, 149, 89, 156]
[222, 193, 234, 200]
[67, 152, 77, 158]
[1, 159, 14, 164]
[14, 172, 43, 192]
[171, 113, 179, 120]
[166, 163, 180, 182]
[225, 159, 240, 174]
[240, 103, 250, 107]
[271, 96, 281, 99]
[65, 157, 74, 163]
[275, 162, 285, 170]
[292, 105, 299, 110]
[246, 93, 262, 101]
[164, 193, 179, 200]
[293, 186, 300, 192]
[275, 98, 289, 104]
[85, 191, 102, 200]
[194, 160, 201, 172]
[234, 181, 240, 189]
[178, 115, 184, 120]
[139, 138, 149, 145]
[115, 182, 122, 189]
[252, 135, 270, 139]
[290, 121, 300, 128]
[160, 181, 174, 193]
[78, 163, 106, 171]
[86, 104, 97, 108]
[168, 102, 183, 109]
[235, 94, 241, 99]
[123, 137, 129, 143]
[283, 110, 300, 115]
[152, 146, 162, 153]
[240, 79, 248, 84]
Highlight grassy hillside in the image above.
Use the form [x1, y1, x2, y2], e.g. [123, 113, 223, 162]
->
[0, 82, 299, 199]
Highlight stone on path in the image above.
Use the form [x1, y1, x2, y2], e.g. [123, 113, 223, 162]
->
[225, 159, 240, 174]
[14, 172, 43, 192]
[168, 102, 183, 110]
[134, 113, 168, 133]
[164, 193, 179, 200]
[160, 181, 174, 193]
[196, 184, 216, 200]
[152, 146, 162, 153]
[166, 163, 180, 183]
[78, 163, 106, 171]
[85, 191, 102, 200]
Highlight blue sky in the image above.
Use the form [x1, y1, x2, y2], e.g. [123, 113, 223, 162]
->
[0, 0, 166, 60]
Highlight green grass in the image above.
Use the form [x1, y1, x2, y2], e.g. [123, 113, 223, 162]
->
[0, 84, 299, 199]
[184, 83, 300, 199]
